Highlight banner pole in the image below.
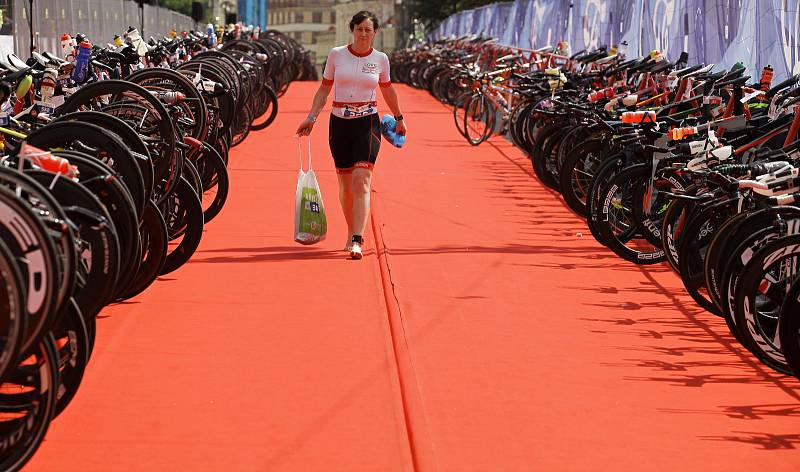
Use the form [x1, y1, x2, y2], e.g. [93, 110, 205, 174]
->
[28, 0, 34, 54]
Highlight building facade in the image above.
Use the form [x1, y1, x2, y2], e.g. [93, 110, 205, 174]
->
[266, 0, 336, 74]
[333, 0, 400, 53]
[267, 0, 408, 75]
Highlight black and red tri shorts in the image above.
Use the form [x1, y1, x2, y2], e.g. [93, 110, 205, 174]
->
[328, 112, 381, 174]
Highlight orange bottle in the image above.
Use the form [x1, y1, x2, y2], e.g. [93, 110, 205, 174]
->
[760, 65, 773, 92]
[621, 110, 657, 124]
[670, 126, 697, 140]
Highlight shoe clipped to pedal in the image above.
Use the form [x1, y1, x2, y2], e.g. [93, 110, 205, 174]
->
[380, 114, 406, 148]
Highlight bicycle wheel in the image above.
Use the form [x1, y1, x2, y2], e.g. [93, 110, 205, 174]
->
[463, 93, 492, 145]
[127, 67, 209, 141]
[537, 126, 570, 190]
[720, 225, 784, 336]
[586, 152, 628, 246]
[778, 279, 800, 379]
[0, 187, 60, 355]
[676, 199, 739, 316]
[0, 167, 76, 318]
[53, 111, 154, 204]
[58, 80, 178, 204]
[733, 234, 800, 374]
[530, 123, 563, 189]
[52, 151, 141, 301]
[24, 169, 121, 321]
[52, 297, 89, 418]
[0, 334, 60, 472]
[195, 143, 230, 223]
[661, 198, 692, 273]
[25, 121, 146, 222]
[553, 125, 589, 177]
[453, 92, 472, 139]
[0, 238, 25, 383]
[559, 137, 607, 216]
[159, 177, 204, 275]
[595, 163, 666, 264]
[116, 201, 168, 301]
[232, 101, 253, 147]
[250, 85, 279, 130]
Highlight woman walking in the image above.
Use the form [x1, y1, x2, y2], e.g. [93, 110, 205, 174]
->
[296, 10, 407, 260]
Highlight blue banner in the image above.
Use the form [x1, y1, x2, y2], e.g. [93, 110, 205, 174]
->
[429, 0, 800, 80]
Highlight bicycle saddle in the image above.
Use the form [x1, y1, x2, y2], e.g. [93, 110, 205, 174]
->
[687, 64, 718, 80]
[674, 64, 704, 78]
[8, 54, 29, 71]
[569, 48, 588, 60]
[577, 49, 609, 64]
[42, 52, 68, 66]
[717, 66, 746, 83]
[31, 52, 52, 68]
[595, 54, 619, 66]
[0, 54, 19, 72]
[649, 59, 674, 74]
[714, 75, 751, 88]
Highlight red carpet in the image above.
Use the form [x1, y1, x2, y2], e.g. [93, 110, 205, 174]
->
[26, 83, 800, 471]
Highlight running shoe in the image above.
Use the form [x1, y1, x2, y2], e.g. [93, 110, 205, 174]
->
[349, 241, 363, 260]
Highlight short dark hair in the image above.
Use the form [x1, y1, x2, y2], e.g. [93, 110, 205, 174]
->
[349, 10, 379, 31]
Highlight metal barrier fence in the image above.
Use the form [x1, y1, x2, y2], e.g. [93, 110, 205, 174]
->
[6, 0, 195, 57]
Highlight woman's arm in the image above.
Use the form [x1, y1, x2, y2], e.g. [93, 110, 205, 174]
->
[380, 84, 407, 135]
[296, 83, 333, 136]
[307, 83, 333, 120]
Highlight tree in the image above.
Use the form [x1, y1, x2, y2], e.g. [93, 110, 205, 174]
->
[409, 0, 501, 30]
[159, 0, 193, 16]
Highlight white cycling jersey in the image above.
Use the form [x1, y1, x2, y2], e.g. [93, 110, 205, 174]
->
[322, 44, 391, 119]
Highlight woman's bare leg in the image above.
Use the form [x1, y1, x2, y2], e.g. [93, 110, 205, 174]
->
[351, 167, 373, 238]
[337, 172, 354, 245]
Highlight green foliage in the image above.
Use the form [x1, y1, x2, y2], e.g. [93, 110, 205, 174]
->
[159, 0, 193, 16]
[410, 0, 501, 30]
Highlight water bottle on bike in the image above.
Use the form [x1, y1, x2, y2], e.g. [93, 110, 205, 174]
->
[71, 40, 92, 84]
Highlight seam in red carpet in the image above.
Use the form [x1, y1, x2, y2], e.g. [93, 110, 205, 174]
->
[371, 188, 437, 471]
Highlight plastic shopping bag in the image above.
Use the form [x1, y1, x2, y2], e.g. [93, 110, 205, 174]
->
[294, 137, 327, 244]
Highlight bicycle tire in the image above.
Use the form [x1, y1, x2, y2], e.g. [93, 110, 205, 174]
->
[159, 177, 204, 275]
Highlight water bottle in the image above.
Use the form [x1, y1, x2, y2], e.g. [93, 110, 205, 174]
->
[380, 114, 406, 148]
[617, 41, 628, 59]
[760, 64, 774, 92]
[621, 110, 656, 124]
[127, 28, 148, 57]
[71, 40, 92, 84]
[61, 34, 75, 60]
[207, 23, 217, 47]
[40, 68, 57, 101]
